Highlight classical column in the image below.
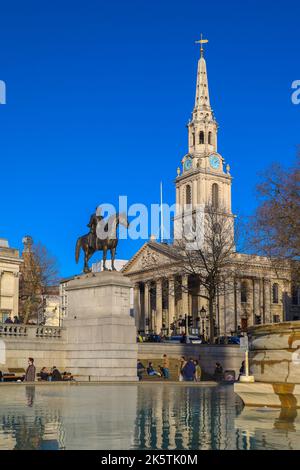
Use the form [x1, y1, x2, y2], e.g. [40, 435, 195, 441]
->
[264, 279, 272, 324]
[156, 279, 163, 335]
[182, 275, 189, 316]
[225, 278, 235, 335]
[235, 279, 242, 330]
[253, 278, 260, 323]
[218, 285, 225, 336]
[13, 271, 19, 318]
[192, 179, 197, 208]
[144, 282, 150, 334]
[168, 276, 176, 333]
[133, 283, 141, 331]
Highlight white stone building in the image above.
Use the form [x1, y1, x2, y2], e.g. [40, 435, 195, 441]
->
[0, 238, 22, 322]
[122, 44, 300, 338]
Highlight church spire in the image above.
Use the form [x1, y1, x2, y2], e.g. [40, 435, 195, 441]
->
[187, 36, 218, 156]
[194, 34, 211, 112]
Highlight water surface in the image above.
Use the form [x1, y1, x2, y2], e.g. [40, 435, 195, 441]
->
[0, 384, 299, 450]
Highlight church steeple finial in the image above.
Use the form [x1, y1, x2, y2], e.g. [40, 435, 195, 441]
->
[195, 33, 208, 58]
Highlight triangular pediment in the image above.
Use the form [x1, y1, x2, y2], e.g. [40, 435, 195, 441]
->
[122, 241, 179, 274]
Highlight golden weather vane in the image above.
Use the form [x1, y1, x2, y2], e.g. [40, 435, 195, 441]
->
[195, 33, 208, 57]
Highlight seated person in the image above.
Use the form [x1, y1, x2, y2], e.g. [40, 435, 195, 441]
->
[51, 366, 62, 381]
[214, 362, 224, 382]
[62, 371, 73, 381]
[39, 367, 49, 381]
[146, 362, 161, 377]
[137, 360, 146, 381]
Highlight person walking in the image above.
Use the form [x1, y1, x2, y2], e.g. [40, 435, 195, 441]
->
[161, 354, 170, 379]
[194, 360, 202, 382]
[24, 358, 36, 382]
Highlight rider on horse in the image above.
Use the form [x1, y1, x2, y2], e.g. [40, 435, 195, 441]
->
[87, 207, 103, 251]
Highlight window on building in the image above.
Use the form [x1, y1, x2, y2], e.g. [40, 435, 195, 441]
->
[272, 283, 279, 304]
[212, 183, 219, 209]
[208, 131, 212, 145]
[241, 282, 248, 303]
[186, 185, 192, 205]
[273, 315, 280, 323]
[192, 133, 195, 146]
[199, 131, 204, 144]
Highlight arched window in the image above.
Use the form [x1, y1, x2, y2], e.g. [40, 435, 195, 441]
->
[272, 283, 279, 304]
[186, 185, 192, 205]
[212, 183, 219, 209]
[192, 133, 195, 146]
[208, 131, 212, 145]
[199, 131, 204, 144]
[241, 282, 248, 303]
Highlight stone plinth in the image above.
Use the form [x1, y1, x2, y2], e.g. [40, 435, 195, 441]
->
[235, 321, 300, 408]
[64, 271, 137, 381]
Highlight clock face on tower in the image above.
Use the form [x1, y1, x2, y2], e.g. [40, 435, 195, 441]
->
[184, 157, 192, 172]
[209, 154, 220, 170]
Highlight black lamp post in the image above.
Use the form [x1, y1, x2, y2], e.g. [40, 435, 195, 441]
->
[199, 306, 207, 340]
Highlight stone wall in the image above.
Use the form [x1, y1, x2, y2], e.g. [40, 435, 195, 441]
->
[138, 343, 244, 378]
[0, 325, 66, 371]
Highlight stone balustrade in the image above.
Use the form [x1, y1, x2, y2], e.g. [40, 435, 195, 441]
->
[0, 323, 63, 339]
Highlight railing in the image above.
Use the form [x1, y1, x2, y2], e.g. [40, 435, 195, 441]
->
[0, 323, 63, 339]
[0, 324, 28, 337]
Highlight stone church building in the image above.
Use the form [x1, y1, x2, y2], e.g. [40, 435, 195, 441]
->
[123, 44, 300, 339]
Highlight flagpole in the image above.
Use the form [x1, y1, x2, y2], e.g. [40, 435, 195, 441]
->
[160, 181, 164, 243]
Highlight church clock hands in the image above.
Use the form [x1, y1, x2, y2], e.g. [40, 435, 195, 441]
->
[209, 154, 220, 170]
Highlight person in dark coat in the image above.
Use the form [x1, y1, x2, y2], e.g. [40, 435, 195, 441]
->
[24, 358, 36, 382]
[182, 358, 196, 381]
[214, 362, 224, 382]
[39, 367, 49, 381]
[51, 366, 62, 381]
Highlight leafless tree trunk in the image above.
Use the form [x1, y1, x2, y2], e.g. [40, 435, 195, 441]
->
[19, 242, 59, 324]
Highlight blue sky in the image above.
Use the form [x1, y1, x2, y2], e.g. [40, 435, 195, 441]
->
[0, 0, 299, 277]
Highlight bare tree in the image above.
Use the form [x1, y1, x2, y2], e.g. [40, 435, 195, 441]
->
[151, 204, 241, 343]
[19, 242, 59, 324]
[250, 156, 300, 282]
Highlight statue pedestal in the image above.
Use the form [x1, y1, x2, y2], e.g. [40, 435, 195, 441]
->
[64, 271, 137, 381]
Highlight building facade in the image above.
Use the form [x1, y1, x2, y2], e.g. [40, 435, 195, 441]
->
[0, 238, 22, 322]
[122, 45, 300, 338]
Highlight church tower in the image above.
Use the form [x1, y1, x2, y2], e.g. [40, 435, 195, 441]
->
[175, 38, 232, 217]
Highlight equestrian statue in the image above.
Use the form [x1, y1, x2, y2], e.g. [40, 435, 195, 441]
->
[75, 208, 129, 273]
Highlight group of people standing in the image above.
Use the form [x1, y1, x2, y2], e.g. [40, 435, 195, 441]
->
[178, 357, 201, 382]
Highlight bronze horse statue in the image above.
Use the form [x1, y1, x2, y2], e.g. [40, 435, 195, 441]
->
[75, 213, 129, 273]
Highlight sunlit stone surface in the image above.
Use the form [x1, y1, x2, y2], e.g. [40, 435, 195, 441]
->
[235, 321, 300, 408]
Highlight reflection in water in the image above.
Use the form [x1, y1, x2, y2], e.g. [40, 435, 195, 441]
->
[25, 386, 35, 407]
[0, 384, 299, 449]
[235, 406, 300, 450]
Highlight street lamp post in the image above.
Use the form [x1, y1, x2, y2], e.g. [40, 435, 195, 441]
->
[199, 306, 207, 341]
